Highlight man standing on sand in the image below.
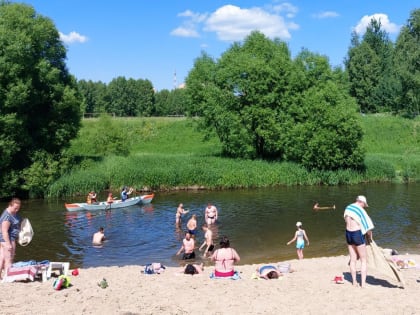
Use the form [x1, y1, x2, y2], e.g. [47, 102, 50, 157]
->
[204, 203, 218, 225]
[344, 195, 374, 288]
[176, 232, 195, 260]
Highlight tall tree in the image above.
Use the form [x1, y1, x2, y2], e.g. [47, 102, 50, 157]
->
[394, 9, 420, 117]
[105, 77, 154, 116]
[77, 79, 107, 116]
[345, 19, 398, 113]
[0, 2, 82, 197]
[185, 51, 217, 117]
[186, 31, 364, 170]
[154, 89, 171, 116]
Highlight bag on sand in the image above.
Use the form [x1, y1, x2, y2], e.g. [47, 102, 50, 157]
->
[143, 263, 166, 274]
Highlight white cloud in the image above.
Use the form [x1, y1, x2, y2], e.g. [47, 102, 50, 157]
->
[59, 31, 88, 44]
[171, 4, 299, 42]
[170, 27, 199, 38]
[170, 10, 207, 38]
[204, 5, 297, 41]
[178, 10, 207, 23]
[271, 2, 298, 18]
[313, 11, 339, 19]
[353, 13, 400, 35]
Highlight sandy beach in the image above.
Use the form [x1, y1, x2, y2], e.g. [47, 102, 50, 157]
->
[1, 254, 419, 315]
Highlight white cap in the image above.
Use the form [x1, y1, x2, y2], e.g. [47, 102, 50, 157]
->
[356, 195, 368, 207]
[296, 221, 302, 227]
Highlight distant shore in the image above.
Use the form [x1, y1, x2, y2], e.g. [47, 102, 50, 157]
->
[1, 254, 419, 314]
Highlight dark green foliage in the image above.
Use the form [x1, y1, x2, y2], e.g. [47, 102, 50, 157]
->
[48, 115, 420, 198]
[185, 51, 218, 117]
[364, 156, 395, 182]
[104, 77, 155, 117]
[68, 114, 131, 157]
[185, 31, 364, 171]
[0, 2, 82, 197]
[346, 18, 401, 114]
[154, 88, 187, 116]
[77, 79, 107, 115]
[393, 9, 420, 117]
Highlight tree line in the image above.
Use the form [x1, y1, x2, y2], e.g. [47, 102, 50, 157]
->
[80, 9, 419, 120]
[0, 2, 419, 198]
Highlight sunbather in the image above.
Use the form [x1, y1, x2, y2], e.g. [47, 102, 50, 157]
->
[183, 263, 204, 275]
[256, 265, 283, 279]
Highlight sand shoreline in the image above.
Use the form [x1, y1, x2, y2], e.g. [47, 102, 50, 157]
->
[1, 254, 419, 315]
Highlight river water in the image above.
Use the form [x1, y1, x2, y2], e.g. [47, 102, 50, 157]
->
[7, 183, 420, 268]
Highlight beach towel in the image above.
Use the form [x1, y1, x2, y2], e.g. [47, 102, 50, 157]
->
[344, 204, 374, 235]
[12, 260, 49, 267]
[2, 265, 40, 283]
[210, 271, 241, 280]
[366, 239, 405, 288]
[18, 218, 34, 246]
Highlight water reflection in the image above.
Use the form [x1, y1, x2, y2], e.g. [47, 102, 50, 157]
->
[7, 183, 420, 268]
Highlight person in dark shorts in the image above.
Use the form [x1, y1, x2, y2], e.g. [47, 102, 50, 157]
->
[343, 195, 374, 288]
[176, 232, 195, 260]
[199, 224, 214, 257]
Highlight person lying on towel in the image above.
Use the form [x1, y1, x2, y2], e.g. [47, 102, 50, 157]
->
[256, 265, 284, 280]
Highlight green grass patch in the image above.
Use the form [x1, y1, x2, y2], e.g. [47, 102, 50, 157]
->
[48, 115, 420, 197]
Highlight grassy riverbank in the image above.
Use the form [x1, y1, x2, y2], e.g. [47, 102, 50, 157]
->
[48, 114, 420, 197]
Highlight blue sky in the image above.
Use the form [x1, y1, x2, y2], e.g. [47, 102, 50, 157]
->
[19, 1, 419, 91]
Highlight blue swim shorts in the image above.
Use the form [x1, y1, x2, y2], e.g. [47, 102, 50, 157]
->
[346, 230, 365, 246]
[296, 240, 305, 249]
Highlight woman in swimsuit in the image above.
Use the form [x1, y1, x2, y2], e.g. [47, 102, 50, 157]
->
[205, 203, 218, 225]
[211, 236, 240, 277]
[0, 198, 22, 279]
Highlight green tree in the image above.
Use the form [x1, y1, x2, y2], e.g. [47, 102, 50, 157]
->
[154, 89, 171, 116]
[394, 9, 420, 117]
[136, 78, 155, 116]
[166, 88, 187, 116]
[77, 79, 107, 116]
[186, 31, 364, 170]
[0, 2, 82, 197]
[185, 51, 217, 117]
[105, 77, 154, 116]
[345, 19, 398, 113]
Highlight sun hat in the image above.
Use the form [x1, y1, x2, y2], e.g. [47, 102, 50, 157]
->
[296, 221, 302, 227]
[356, 195, 368, 207]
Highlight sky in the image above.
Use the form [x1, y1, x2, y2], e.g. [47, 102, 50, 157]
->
[18, 0, 419, 91]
